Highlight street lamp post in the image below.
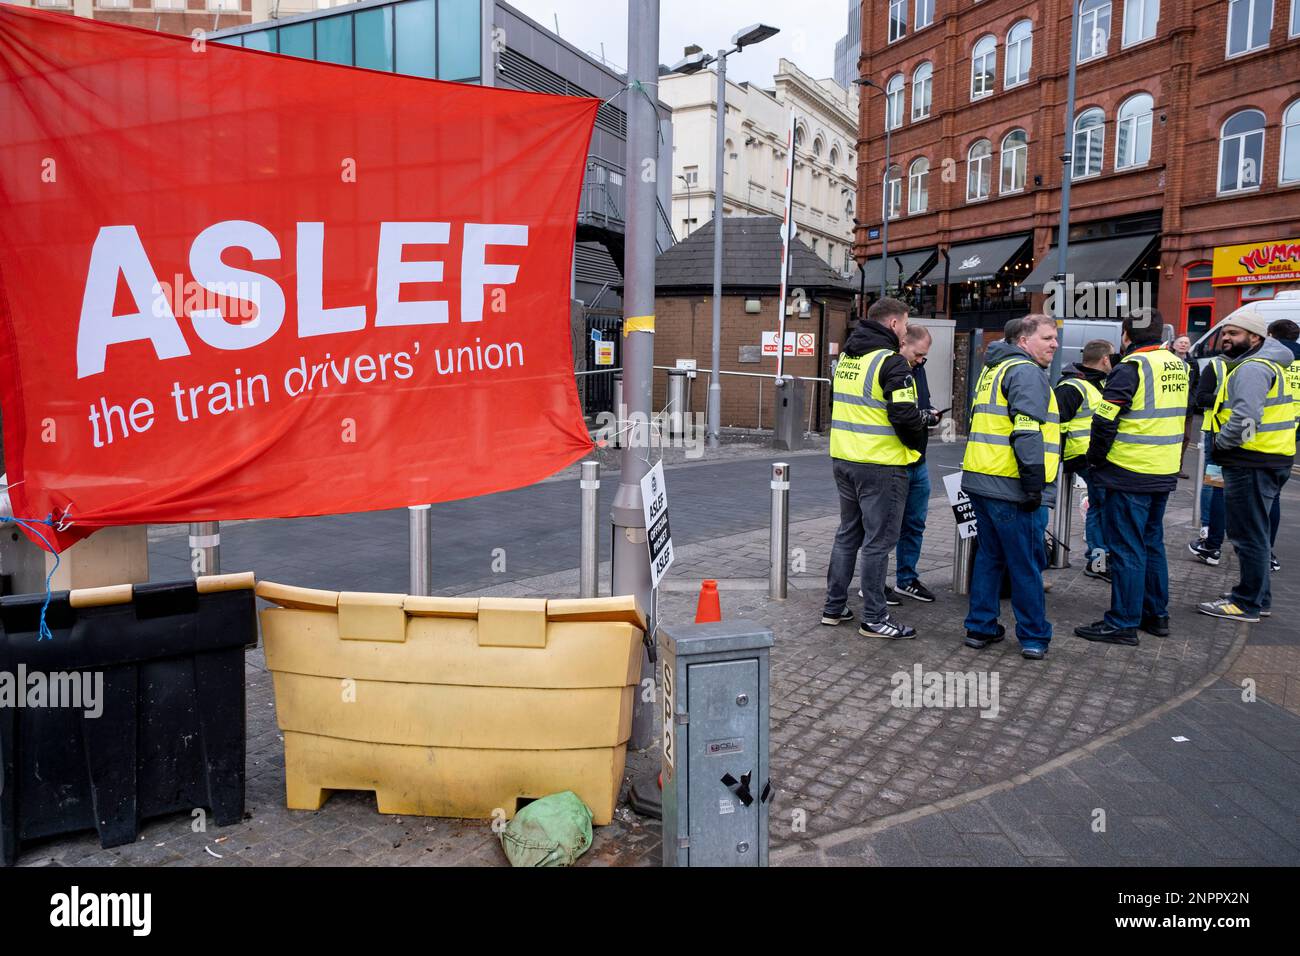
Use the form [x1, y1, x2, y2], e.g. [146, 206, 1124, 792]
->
[855, 77, 891, 299]
[1052, 0, 1082, 385]
[671, 24, 780, 451]
[676, 173, 692, 233]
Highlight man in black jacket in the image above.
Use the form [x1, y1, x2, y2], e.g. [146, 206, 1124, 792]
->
[822, 298, 927, 639]
[1053, 339, 1112, 580]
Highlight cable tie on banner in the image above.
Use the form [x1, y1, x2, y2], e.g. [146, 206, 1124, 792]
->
[0, 512, 62, 641]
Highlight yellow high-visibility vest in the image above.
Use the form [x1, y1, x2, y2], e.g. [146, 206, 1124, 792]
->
[1201, 355, 1227, 433]
[962, 358, 1060, 480]
[830, 349, 921, 465]
[1059, 377, 1102, 460]
[1285, 358, 1300, 423]
[1208, 356, 1297, 457]
[1094, 348, 1188, 475]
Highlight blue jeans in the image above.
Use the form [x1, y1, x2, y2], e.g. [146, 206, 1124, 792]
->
[1102, 490, 1169, 630]
[965, 494, 1051, 649]
[1224, 465, 1289, 614]
[824, 459, 909, 623]
[1201, 437, 1226, 549]
[1080, 468, 1108, 563]
[895, 461, 931, 587]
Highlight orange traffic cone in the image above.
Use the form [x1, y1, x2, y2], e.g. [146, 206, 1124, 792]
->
[695, 579, 722, 623]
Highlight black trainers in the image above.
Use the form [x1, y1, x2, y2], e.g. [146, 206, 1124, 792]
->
[1074, 620, 1139, 646]
[1139, 615, 1170, 637]
[1271, 554, 1281, 572]
[895, 580, 936, 603]
[859, 587, 901, 605]
[964, 624, 1006, 649]
[821, 608, 855, 626]
[1083, 565, 1112, 583]
[1021, 646, 1048, 660]
[1188, 540, 1221, 566]
[859, 616, 917, 640]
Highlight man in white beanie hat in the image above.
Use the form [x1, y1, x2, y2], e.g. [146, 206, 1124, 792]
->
[1197, 307, 1296, 622]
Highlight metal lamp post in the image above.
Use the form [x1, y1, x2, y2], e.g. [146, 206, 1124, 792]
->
[1051, 0, 1082, 385]
[671, 23, 780, 451]
[854, 77, 891, 298]
[677, 173, 692, 234]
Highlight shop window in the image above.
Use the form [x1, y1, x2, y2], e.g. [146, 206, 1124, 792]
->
[1183, 262, 1213, 337]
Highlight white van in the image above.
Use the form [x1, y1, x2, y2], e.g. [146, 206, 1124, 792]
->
[1190, 290, 1300, 363]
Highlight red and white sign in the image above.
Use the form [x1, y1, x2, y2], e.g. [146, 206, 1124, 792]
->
[760, 331, 815, 357]
[0, 8, 597, 551]
[796, 333, 815, 357]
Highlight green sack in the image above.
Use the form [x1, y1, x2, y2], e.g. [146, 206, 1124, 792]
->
[499, 791, 594, 867]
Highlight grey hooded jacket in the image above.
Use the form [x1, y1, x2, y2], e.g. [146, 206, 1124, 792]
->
[962, 340, 1059, 508]
[1214, 336, 1298, 469]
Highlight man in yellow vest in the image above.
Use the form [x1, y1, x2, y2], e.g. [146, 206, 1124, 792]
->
[1264, 318, 1300, 569]
[822, 297, 926, 639]
[961, 314, 1060, 661]
[1053, 338, 1112, 582]
[1196, 309, 1296, 622]
[1076, 310, 1188, 646]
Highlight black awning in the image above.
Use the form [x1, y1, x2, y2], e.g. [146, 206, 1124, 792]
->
[1021, 233, 1159, 291]
[919, 234, 1031, 284]
[859, 248, 936, 291]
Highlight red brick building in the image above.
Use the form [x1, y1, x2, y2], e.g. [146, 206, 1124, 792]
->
[853, 0, 1300, 339]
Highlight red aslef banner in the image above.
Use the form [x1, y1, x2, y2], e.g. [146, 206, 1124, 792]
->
[0, 8, 597, 551]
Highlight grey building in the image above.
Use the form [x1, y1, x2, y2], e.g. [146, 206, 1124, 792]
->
[206, 0, 675, 411]
[833, 0, 861, 91]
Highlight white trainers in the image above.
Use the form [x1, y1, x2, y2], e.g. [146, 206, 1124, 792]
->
[859, 616, 917, 640]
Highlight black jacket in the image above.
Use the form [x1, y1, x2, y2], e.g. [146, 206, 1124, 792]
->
[1087, 344, 1180, 494]
[841, 320, 926, 453]
[1054, 362, 1109, 473]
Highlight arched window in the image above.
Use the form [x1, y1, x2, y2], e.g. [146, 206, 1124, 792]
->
[1000, 129, 1028, 193]
[967, 140, 992, 201]
[1219, 109, 1266, 193]
[884, 164, 903, 219]
[1116, 93, 1153, 169]
[1078, 0, 1112, 62]
[1282, 100, 1300, 184]
[1122, 0, 1160, 46]
[886, 74, 905, 129]
[1005, 20, 1032, 87]
[971, 36, 996, 99]
[1227, 0, 1273, 57]
[908, 157, 929, 213]
[793, 125, 806, 149]
[1072, 108, 1105, 179]
[911, 62, 933, 121]
[812, 135, 823, 158]
[829, 146, 840, 168]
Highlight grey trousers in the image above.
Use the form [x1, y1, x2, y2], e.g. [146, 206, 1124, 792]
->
[823, 458, 910, 623]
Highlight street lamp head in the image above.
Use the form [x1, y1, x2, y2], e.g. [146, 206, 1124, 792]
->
[670, 50, 714, 74]
[853, 77, 880, 91]
[731, 23, 779, 49]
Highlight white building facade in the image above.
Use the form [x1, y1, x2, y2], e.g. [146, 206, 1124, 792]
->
[660, 58, 860, 276]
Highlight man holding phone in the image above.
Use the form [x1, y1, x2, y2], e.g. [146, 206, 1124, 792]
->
[893, 324, 943, 603]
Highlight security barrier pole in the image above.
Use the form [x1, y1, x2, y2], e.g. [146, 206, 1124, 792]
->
[953, 535, 974, 596]
[408, 505, 432, 596]
[769, 462, 790, 599]
[1191, 432, 1206, 528]
[580, 461, 600, 598]
[189, 521, 220, 577]
[1049, 464, 1072, 569]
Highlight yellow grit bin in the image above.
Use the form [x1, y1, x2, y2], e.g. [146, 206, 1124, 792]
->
[256, 582, 647, 825]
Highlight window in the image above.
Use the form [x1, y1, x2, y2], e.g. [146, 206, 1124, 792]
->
[1005, 20, 1032, 87]
[395, 0, 437, 79]
[885, 75, 905, 129]
[35, 0, 71, 7]
[1184, 262, 1214, 338]
[1115, 94, 1153, 168]
[279, 22, 314, 59]
[355, 7, 395, 72]
[1293, 0, 1300, 36]
[911, 62, 933, 121]
[1219, 109, 1266, 192]
[207, 0, 239, 9]
[153, 0, 186, 9]
[1078, 0, 1112, 62]
[908, 157, 929, 213]
[242, 29, 277, 52]
[1227, 0, 1273, 56]
[439, 0, 481, 80]
[97, 0, 129, 7]
[971, 36, 996, 100]
[682, 166, 699, 186]
[889, 0, 908, 43]
[1000, 129, 1028, 193]
[1282, 100, 1300, 184]
[316, 16, 353, 66]
[1123, 0, 1160, 45]
[811, 136, 823, 158]
[829, 146, 840, 168]
[794, 125, 806, 149]
[884, 165, 903, 219]
[915, 0, 934, 29]
[967, 140, 992, 201]
[1072, 108, 1105, 179]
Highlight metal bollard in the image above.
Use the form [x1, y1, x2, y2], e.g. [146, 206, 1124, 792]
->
[580, 461, 600, 598]
[408, 505, 432, 596]
[188, 521, 220, 577]
[1191, 431, 1207, 528]
[952, 534, 975, 596]
[769, 462, 790, 599]
[667, 369, 687, 440]
[612, 373, 624, 449]
[1049, 464, 1073, 569]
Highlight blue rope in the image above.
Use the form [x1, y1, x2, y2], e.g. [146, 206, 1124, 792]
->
[0, 514, 61, 640]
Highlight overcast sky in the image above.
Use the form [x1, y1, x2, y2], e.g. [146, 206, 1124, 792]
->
[507, 0, 851, 87]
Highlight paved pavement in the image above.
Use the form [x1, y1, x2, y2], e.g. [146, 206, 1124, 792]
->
[14, 440, 1300, 867]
